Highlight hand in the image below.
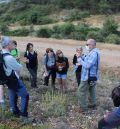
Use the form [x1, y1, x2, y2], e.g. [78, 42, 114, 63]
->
[16, 57, 20, 61]
[44, 71, 48, 77]
[76, 53, 82, 57]
[20, 57, 29, 63]
[76, 63, 81, 66]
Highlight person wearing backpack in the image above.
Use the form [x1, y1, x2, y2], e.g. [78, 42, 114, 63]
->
[98, 86, 120, 129]
[1, 36, 32, 123]
[43, 48, 56, 90]
[77, 39, 100, 112]
[10, 40, 20, 63]
[56, 50, 69, 92]
[24, 43, 38, 88]
[73, 47, 83, 86]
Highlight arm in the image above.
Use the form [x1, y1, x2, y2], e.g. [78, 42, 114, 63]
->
[23, 52, 29, 63]
[43, 55, 48, 73]
[5, 55, 22, 72]
[66, 58, 69, 70]
[73, 55, 77, 65]
[78, 52, 97, 69]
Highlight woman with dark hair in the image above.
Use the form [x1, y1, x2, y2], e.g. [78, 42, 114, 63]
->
[56, 50, 69, 92]
[24, 43, 38, 88]
[43, 48, 56, 90]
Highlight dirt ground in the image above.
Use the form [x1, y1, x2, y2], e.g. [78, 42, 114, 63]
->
[13, 36, 120, 69]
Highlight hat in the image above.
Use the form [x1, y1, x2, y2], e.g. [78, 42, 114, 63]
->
[1, 36, 12, 47]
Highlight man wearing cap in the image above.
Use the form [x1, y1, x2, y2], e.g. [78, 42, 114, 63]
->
[1, 36, 31, 123]
[77, 39, 100, 112]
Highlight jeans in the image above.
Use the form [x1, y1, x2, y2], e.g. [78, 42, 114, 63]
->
[98, 112, 120, 129]
[8, 79, 29, 117]
[44, 70, 56, 88]
[28, 67, 37, 87]
[77, 81, 96, 109]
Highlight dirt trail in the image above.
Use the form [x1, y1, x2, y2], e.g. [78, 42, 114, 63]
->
[13, 37, 120, 68]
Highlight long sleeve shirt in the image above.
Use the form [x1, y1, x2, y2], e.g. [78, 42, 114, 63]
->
[2, 49, 22, 78]
[77, 48, 100, 81]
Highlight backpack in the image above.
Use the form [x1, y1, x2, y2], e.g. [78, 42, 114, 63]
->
[0, 51, 10, 85]
[111, 86, 120, 107]
[45, 53, 56, 68]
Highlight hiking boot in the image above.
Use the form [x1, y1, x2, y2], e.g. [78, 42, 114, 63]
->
[12, 110, 21, 118]
[20, 116, 34, 124]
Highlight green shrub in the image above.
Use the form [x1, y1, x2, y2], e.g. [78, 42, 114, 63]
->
[52, 25, 61, 34]
[70, 32, 86, 40]
[0, 124, 14, 129]
[6, 28, 29, 36]
[86, 31, 104, 42]
[105, 34, 120, 44]
[41, 91, 68, 117]
[0, 24, 9, 34]
[102, 18, 119, 36]
[37, 16, 54, 25]
[98, 0, 111, 14]
[37, 27, 52, 38]
[65, 9, 90, 21]
[51, 34, 63, 39]
[75, 23, 90, 36]
[59, 23, 75, 36]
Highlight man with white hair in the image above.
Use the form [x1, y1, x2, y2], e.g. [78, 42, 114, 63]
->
[77, 39, 100, 112]
[1, 36, 31, 123]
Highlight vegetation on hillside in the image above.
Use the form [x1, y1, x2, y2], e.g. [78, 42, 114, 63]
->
[0, 0, 120, 44]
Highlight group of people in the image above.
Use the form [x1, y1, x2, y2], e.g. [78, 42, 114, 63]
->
[0, 36, 120, 128]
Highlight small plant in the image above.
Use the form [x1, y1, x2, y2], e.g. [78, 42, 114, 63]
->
[6, 28, 29, 36]
[66, 9, 90, 21]
[41, 91, 68, 117]
[102, 18, 119, 36]
[37, 27, 52, 38]
[105, 34, 120, 44]
[86, 30, 104, 42]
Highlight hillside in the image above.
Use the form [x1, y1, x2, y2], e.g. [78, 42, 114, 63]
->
[0, 0, 120, 44]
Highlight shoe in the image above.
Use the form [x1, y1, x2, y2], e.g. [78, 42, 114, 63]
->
[88, 104, 97, 109]
[12, 110, 21, 118]
[20, 116, 34, 124]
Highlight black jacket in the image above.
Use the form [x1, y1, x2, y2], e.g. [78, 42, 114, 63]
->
[56, 57, 69, 74]
[73, 54, 82, 72]
[24, 51, 38, 69]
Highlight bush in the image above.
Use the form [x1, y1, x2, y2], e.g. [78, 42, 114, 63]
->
[102, 18, 119, 36]
[98, 0, 111, 14]
[51, 34, 63, 39]
[86, 31, 104, 42]
[41, 91, 67, 117]
[0, 24, 9, 34]
[59, 23, 75, 36]
[6, 28, 29, 36]
[37, 16, 54, 25]
[37, 27, 52, 38]
[65, 9, 90, 21]
[105, 34, 120, 44]
[75, 23, 90, 36]
[70, 32, 86, 40]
